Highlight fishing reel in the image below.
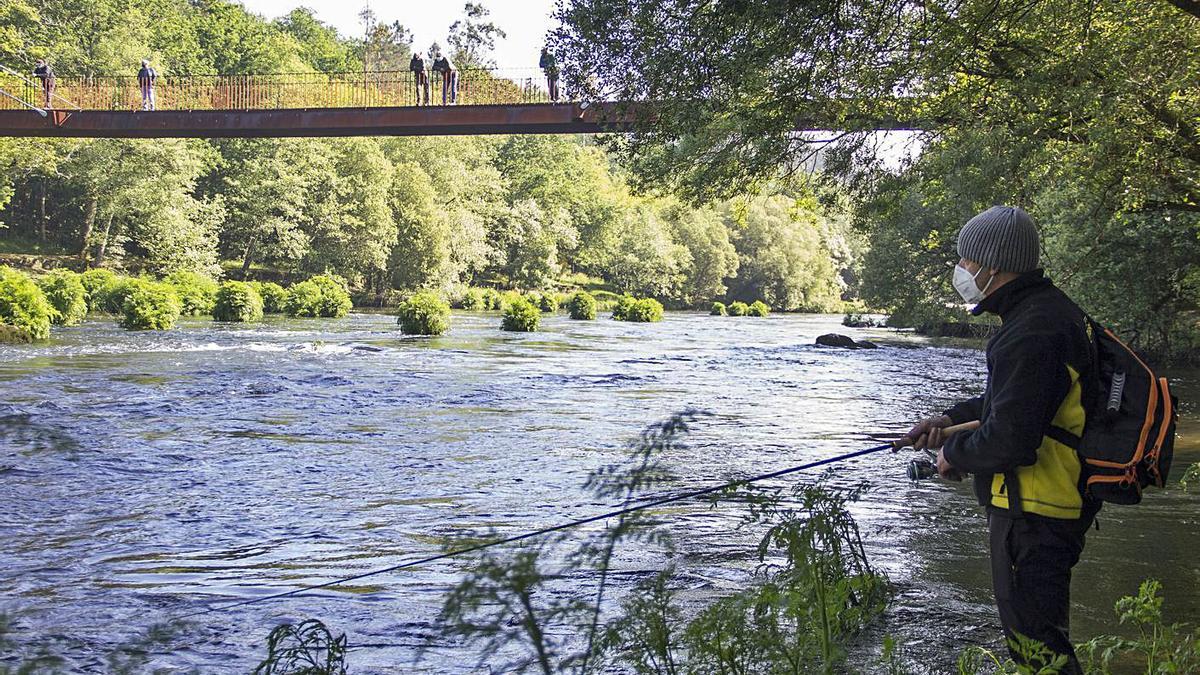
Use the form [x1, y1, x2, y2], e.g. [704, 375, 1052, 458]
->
[907, 456, 938, 481]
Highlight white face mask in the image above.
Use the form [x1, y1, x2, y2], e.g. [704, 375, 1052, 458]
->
[953, 264, 994, 304]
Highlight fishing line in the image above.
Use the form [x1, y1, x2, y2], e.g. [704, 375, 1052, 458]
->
[174, 440, 895, 621]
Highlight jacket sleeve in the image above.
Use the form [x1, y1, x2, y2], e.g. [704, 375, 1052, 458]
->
[942, 332, 1070, 475]
[943, 396, 984, 424]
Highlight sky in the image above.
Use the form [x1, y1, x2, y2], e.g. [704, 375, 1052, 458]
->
[238, 0, 558, 71]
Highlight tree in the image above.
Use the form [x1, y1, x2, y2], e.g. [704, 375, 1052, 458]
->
[277, 8, 361, 73]
[663, 201, 739, 307]
[447, 2, 507, 67]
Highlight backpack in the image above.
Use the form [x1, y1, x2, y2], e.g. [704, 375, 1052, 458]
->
[1049, 318, 1178, 504]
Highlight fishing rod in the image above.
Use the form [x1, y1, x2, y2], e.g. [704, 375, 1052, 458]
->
[176, 421, 978, 621]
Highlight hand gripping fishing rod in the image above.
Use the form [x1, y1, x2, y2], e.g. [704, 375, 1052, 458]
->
[176, 422, 980, 621]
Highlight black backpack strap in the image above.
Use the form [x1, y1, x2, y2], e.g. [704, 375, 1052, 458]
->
[1045, 425, 1082, 450]
[1004, 470, 1024, 518]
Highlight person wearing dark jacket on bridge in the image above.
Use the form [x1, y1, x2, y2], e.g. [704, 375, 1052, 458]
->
[432, 52, 457, 105]
[901, 206, 1100, 674]
[539, 47, 559, 102]
[32, 59, 54, 109]
[409, 52, 429, 106]
[137, 59, 157, 111]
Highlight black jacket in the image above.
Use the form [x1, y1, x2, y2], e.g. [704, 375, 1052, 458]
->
[409, 55, 425, 72]
[941, 270, 1097, 515]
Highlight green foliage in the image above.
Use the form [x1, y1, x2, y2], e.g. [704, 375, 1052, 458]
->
[710, 301, 727, 316]
[96, 277, 139, 315]
[80, 268, 119, 312]
[617, 297, 664, 323]
[36, 270, 87, 326]
[747, 300, 770, 317]
[728, 301, 749, 317]
[285, 274, 352, 318]
[956, 634, 1070, 675]
[397, 292, 451, 336]
[213, 281, 264, 323]
[120, 280, 181, 331]
[536, 292, 558, 313]
[251, 281, 289, 314]
[611, 294, 637, 321]
[458, 288, 486, 310]
[164, 270, 219, 316]
[1079, 580, 1200, 674]
[567, 291, 597, 320]
[0, 267, 53, 341]
[253, 620, 348, 675]
[1182, 463, 1200, 492]
[501, 296, 540, 332]
[482, 288, 504, 310]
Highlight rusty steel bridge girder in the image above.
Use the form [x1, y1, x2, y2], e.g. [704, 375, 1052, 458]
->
[0, 103, 638, 138]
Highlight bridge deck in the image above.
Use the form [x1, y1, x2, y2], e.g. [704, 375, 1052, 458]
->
[0, 103, 630, 138]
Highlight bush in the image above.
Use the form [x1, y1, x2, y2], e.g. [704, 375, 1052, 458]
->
[482, 288, 504, 310]
[710, 301, 727, 316]
[747, 300, 770, 317]
[285, 274, 352, 318]
[611, 294, 636, 321]
[37, 270, 87, 326]
[567, 291, 597, 320]
[0, 267, 54, 341]
[94, 276, 140, 315]
[120, 280, 181, 330]
[213, 281, 264, 322]
[398, 291, 451, 335]
[164, 270, 218, 316]
[623, 298, 664, 323]
[536, 293, 558, 313]
[501, 296, 540, 332]
[251, 281, 288, 314]
[80, 268, 118, 311]
[459, 288, 485, 311]
[728, 301, 749, 316]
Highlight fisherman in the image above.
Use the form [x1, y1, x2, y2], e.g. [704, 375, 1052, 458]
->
[539, 46, 559, 102]
[900, 205, 1099, 674]
[137, 59, 157, 111]
[409, 51, 429, 106]
[32, 59, 54, 109]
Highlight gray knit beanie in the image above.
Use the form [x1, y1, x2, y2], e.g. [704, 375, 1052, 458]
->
[956, 205, 1039, 273]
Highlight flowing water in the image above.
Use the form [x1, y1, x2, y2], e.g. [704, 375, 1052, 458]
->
[1, 312, 1197, 673]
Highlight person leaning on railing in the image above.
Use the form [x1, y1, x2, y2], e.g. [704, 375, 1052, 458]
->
[409, 52, 430, 106]
[432, 51, 457, 105]
[32, 59, 54, 109]
[539, 47, 559, 102]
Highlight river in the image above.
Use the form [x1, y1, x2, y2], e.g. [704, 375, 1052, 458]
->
[1, 311, 1197, 673]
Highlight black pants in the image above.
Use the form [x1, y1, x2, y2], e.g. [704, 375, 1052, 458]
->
[988, 510, 1095, 674]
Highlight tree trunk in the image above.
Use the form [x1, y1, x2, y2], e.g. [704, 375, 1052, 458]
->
[241, 235, 257, 280]
[79, 196, 97, 267]
[95, 212, 115, 266]
[37, 180, 47, 242]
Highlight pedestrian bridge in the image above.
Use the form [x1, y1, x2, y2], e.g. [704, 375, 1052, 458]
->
[0, 67, 923, 138]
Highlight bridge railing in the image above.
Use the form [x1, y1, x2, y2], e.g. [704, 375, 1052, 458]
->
[0, 68, 567, 111]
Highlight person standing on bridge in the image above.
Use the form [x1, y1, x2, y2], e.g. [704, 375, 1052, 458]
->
[433, 51, 457, 105]
[409, 52, 429, 106]
[137, 59, 157, 111]
[539, 47, 559, 102]
[32, 59, 54, 109]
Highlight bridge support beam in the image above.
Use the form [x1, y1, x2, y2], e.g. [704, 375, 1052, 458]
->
[0, 103, 634, 138]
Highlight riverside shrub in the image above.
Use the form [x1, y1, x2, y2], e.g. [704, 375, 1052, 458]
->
[165, 270, 218, 316]
[710, 301, 727, 316]
[747, 300, 771, 317]
[623, 298, 664, 323]
[536, 293, 558, 313]
[0, 267, 54, 341]
[611, 294, 636, 321]
[80, 268, 117, 310]
[37, 270, 87, 326]
[285, 274, 352, 318]
[728, 301, 749, 316]
[459, 288, 485, 310]
[213, 281, 264, 322]
[96, 276, 138, 314]
[501, 296, 540, 332]
[482, 288, 503, 310]
[252, 281, 288, 313]
[120, 280, 181, 330]
[567, 291, 597, 320]
[397, 292, 451, 335]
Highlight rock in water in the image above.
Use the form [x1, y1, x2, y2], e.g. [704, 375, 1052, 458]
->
[855, 340, 879, 349]
[815, 333, 878, 349]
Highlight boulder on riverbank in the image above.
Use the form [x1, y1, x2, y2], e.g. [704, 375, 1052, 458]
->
[816, 333, 878, 349]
